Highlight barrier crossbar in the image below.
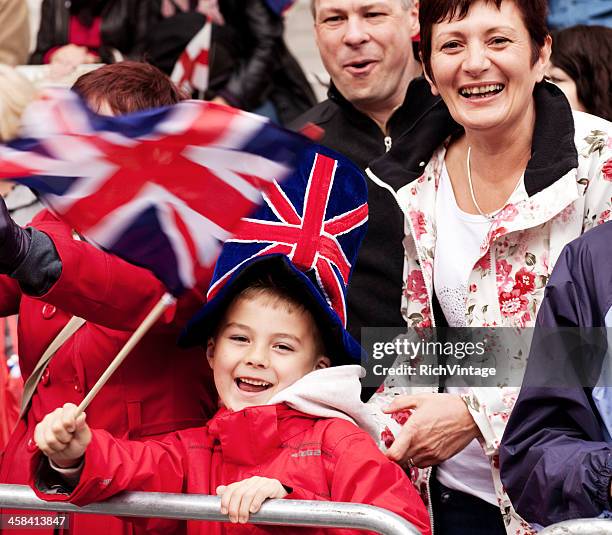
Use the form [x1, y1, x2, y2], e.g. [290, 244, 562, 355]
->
[539, 519, 612, 534]
[0, 484, 421, 535]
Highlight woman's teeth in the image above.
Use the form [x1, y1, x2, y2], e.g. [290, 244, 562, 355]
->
[460, 84, 504, 98]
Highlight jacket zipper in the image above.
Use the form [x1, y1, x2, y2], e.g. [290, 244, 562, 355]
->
[365, 165, 436, 533]
[426, 473, 435, 535]
[401, 190, 436, 534]
[384, 136, 392, 152]
[402, 188, 438, 535]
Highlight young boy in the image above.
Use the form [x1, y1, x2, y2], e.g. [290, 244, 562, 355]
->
[29, 147, 431, 534]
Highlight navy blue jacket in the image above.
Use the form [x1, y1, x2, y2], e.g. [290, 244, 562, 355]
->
[500, 222, 612, 525]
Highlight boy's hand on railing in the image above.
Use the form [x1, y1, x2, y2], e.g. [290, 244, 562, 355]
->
[216, 476, 289, 524]
[34, 403, 91, 469]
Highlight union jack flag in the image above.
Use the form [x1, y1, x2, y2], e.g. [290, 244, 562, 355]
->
[171, 20, 212, 94]
[207, 146, 368, 325]
[0, 90, 312, 295]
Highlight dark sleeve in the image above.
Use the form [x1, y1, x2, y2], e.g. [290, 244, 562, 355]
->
[217, 0, 283, 110]
[500, 241, 612, 525]
[97, 0, 160, 62]
[29, 0, 65, 64]
[10, 228, 62, 296]
[125, 0, 159, 60]
[0, 211, 61, 312]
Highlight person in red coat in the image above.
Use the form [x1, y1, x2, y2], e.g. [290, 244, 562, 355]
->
[0, 62, 216, 535]
[31, 257, 431, 535]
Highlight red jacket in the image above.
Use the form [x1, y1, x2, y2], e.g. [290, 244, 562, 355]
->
[0, 210, 216, 534]
[32, 404, 431, 535]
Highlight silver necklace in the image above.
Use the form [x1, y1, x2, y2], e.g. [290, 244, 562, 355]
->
[466, 146, 496, 221]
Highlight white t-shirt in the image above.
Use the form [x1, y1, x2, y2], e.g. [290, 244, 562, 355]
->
[433, 163, 497, 505]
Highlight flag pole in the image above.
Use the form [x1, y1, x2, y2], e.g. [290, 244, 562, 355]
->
[75, 292, 176, 417]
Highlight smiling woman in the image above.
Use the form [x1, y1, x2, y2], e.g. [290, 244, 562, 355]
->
[365, 1, 612, 534]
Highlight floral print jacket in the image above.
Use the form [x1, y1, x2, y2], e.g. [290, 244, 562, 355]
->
[365, 83, 612, 534]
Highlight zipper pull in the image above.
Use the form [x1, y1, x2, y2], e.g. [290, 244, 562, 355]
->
[384, 136, 392, 152]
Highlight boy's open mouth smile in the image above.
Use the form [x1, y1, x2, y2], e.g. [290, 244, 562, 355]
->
[235, 377, 273, 393]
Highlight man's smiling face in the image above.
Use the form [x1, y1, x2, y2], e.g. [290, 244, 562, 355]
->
[314, 0, 419, 114]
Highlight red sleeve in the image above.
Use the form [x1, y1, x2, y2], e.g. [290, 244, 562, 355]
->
[0, 274, 21, 316]
[30, 429, 190, 506]
[31, 214, 204, 331]
[329, 431, 431, 535]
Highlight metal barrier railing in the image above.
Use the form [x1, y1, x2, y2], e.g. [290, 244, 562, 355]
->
[540, 519, 612, 534]
[0, 484, 421, 535]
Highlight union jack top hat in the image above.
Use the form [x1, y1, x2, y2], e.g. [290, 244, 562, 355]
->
[181, 144, 368, 365]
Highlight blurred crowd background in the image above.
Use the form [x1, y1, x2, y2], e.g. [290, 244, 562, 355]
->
[8, 0, 612, 102]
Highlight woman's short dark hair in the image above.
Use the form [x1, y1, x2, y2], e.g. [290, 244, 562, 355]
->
[419, 0, 549, 82]
[72, 61, 185, 115]
[550, 25, 612, 121]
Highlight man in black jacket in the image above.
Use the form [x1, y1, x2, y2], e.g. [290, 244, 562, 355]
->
[292, 0, 439, 354]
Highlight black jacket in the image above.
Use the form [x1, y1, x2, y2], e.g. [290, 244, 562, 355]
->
[30, 0, 155, 65]
[206, 0, 316, 125]
[290, 78, 440, 344]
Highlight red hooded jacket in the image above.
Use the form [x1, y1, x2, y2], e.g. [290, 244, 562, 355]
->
[31, 404, 430, 535]
[0, 210, 216, 534]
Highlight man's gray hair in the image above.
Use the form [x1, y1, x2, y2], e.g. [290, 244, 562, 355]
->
[310, 0, 413, 18]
